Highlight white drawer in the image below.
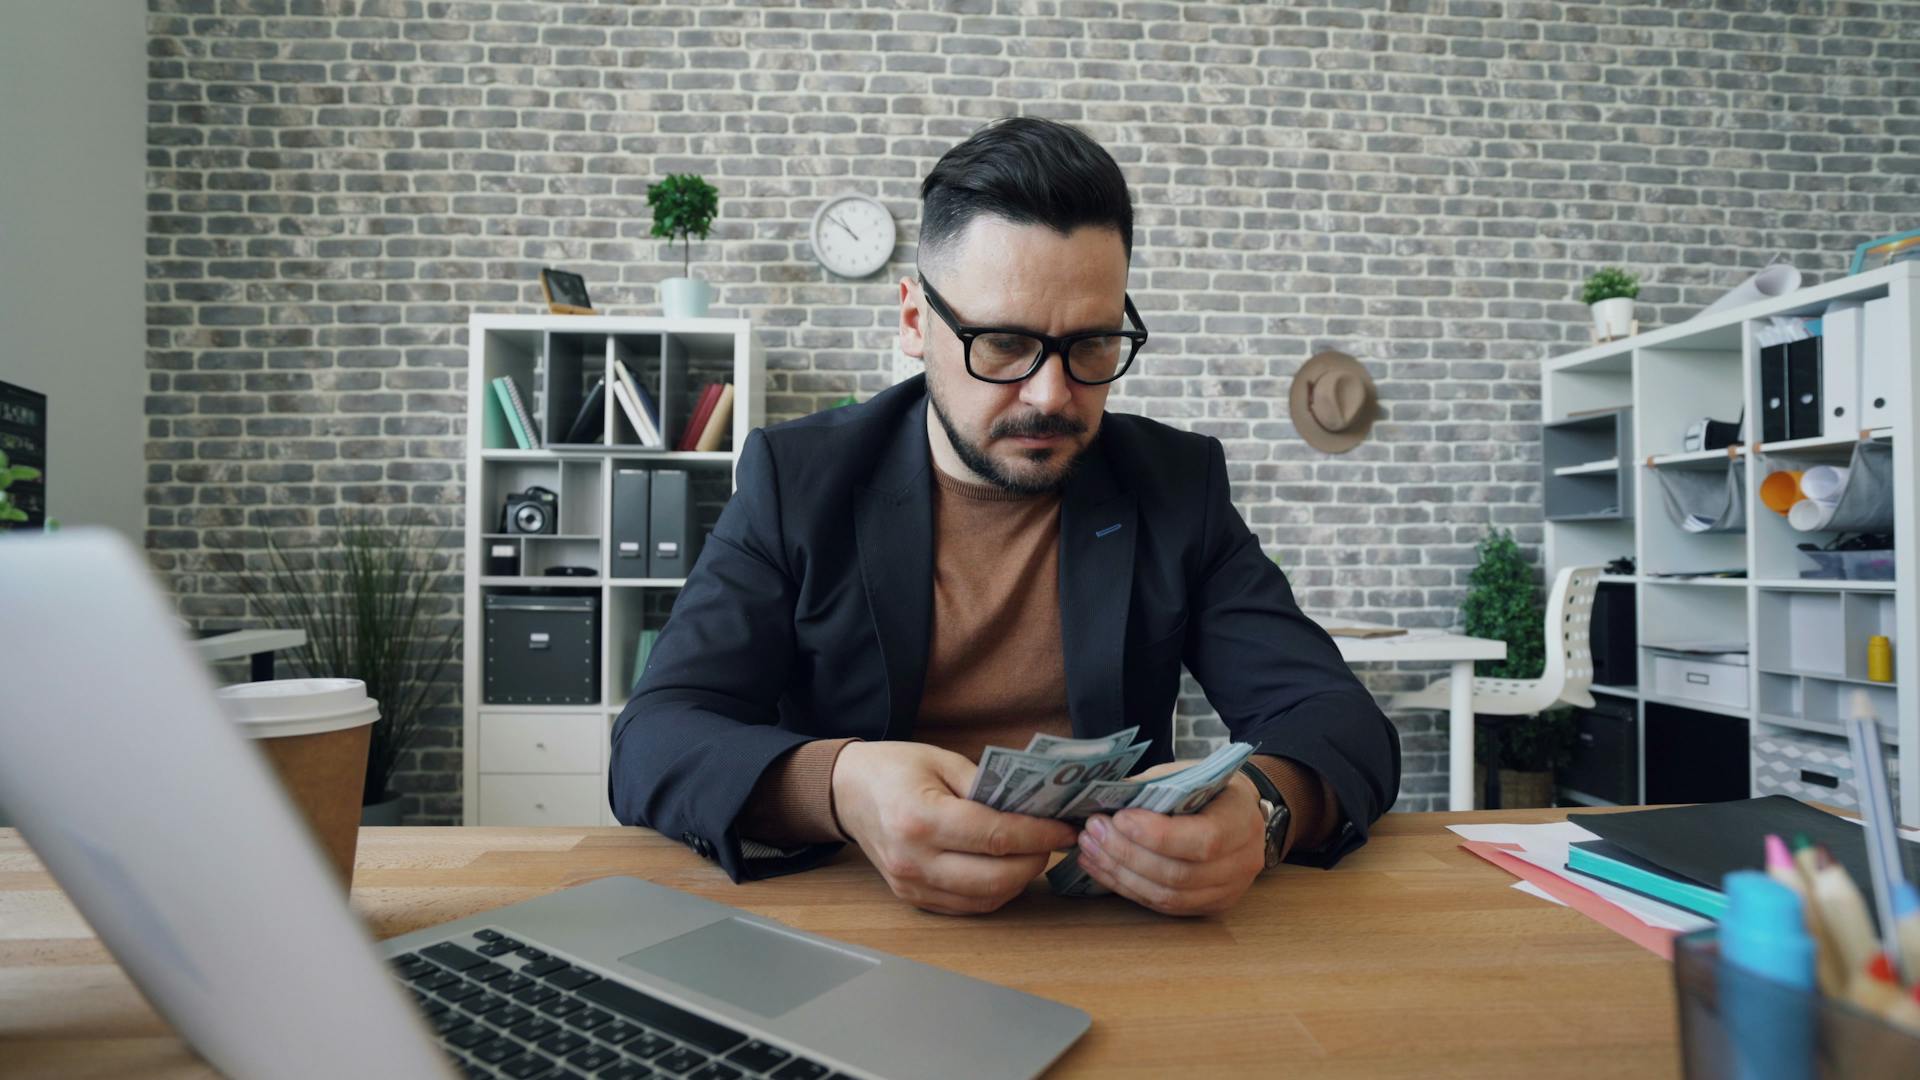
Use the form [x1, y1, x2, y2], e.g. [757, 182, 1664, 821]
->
[1652, 654, 1749, 709]
[477, 774, 607, 826]
[479, 712, 604, 774]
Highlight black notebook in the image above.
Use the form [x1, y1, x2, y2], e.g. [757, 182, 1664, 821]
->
[1570, 796, 1919, 924]
[561, 377, 606, 445]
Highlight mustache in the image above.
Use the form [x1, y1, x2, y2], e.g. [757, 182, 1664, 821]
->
[991, 413, 1086, 440]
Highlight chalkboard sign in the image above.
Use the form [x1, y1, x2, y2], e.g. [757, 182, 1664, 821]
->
[0, 380, 46, 529]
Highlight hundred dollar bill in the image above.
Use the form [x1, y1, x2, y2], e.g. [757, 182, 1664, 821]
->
[967, 726, 1144, 803]
[999, 742, 1149, 818]
[968, 745, 1044, 805]
[1022, 727, 1140, 758]
[1046, 742, 1256, 896]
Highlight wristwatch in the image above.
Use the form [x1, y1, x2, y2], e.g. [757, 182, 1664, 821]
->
[1238, 762, 1291, 871]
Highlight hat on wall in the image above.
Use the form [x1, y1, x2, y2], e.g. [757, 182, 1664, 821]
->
[1288, 350, 1381, 454]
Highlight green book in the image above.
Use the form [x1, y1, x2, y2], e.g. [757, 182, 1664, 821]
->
[1565, 840, 1727, 919]
[629, 629, 660, 694]
[482, 380, 513, 449]
[491, 377, 531, 450]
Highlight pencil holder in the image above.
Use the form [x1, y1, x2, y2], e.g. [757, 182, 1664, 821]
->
[1673, 931, 1920, 1079]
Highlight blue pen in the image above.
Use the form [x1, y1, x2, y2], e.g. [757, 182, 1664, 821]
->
[1719, 871, 1815, 1080]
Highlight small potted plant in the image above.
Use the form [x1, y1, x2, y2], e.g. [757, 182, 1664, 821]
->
[1581, 266, 1640, 342]
[647, 173, 720, 319]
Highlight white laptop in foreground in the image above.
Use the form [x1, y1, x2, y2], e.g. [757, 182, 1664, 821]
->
[0, 530, 1089, 1080]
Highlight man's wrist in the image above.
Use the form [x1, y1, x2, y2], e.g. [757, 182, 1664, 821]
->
[1238, 761, 1290, 867]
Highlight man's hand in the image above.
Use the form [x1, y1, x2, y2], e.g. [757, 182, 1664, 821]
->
[830, 741, 1080, 916]
[1071, 761, 1268, 916]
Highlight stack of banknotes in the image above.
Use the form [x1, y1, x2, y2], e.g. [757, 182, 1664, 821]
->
[963, 728, 1256, 896]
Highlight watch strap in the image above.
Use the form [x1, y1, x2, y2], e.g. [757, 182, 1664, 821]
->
[1239, 760, 1283, 807]
[1240, 761, 1290, 870]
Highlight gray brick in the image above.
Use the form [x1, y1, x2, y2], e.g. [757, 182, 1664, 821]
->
[146, 0, 1920, 825]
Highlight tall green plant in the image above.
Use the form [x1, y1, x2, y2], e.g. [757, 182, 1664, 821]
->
[1462, 529, 1544, 680]
[223, 517, 460, 806]
[647, 173, 720, 278]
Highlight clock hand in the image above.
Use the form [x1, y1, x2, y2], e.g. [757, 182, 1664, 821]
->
[826, 213, 861, 243]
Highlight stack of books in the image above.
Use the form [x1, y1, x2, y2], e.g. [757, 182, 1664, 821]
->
[489, 376, 541, 450]
[676, 381, 735, 452]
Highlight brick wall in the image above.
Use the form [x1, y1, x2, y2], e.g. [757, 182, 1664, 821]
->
[144, 0, 1920, 821]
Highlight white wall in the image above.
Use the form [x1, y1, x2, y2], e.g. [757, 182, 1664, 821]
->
[0, 0, 145, 540]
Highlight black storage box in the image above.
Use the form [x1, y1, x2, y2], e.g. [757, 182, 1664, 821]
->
[1645, 701, 1750, 806]
[484, 593, 600, 705]
[1590, 582, 1637, 688]
[1562, 694, 1638, 805]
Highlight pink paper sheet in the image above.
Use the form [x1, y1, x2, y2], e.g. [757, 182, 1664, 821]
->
[1460, 840, 1679, 960]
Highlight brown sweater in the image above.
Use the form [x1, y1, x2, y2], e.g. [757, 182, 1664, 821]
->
[736, 465, 1339, 859]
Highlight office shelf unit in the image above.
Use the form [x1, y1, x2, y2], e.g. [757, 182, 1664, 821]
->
[1542, 261, 1919, 824]
[462, 314, 764, 825]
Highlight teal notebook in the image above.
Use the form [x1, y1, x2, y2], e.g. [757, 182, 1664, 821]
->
[1566, 839, 1727, 919]
[490, 378, 531, 450]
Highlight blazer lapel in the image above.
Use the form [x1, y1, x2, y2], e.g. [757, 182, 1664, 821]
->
[855, 392, 935, 742]
[1058, 432, 1137, 739]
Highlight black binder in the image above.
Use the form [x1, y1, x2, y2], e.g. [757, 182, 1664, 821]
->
[647, 469, 702, 579]
[611, 467, 650, 579]
[1759, 343, 1789, 443]
[1786, 336, 1822, 440]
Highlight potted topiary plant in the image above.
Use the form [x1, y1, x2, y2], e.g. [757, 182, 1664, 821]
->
[223, 516, 461, 824]
[1462, 529, 1549, 806]
[1497, 706, 1576, 808]
[1581, 266, 1640, 342]
[647, 172, 720, 319]
[0, 449, 42, 529]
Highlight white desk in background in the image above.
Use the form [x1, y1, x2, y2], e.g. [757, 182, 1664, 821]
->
[191, 628, 307, 681]
[1306, 615, 1507, 812]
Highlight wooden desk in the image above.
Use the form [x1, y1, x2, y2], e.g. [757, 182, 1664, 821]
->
[0, 809, 1677, 1079]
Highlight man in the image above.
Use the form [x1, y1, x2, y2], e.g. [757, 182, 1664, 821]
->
[612, 117, 1399, 917]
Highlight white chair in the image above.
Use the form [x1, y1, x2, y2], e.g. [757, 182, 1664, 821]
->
[1391, 565, 1602, 715]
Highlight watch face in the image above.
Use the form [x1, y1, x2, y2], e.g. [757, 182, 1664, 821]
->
[1261, 799, 1286, 870]
[812, 196, 896, 278]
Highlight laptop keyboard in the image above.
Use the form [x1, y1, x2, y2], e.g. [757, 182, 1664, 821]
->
[391, 928, 854, 1080]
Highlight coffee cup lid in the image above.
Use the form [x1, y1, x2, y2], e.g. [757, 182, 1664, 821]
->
[217, 678, 381, 739]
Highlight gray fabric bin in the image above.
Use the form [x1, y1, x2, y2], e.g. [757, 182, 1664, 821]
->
[1752, 728, 1899, 813]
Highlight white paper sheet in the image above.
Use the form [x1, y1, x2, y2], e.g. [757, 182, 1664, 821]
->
[1514, 881, 1567, 906]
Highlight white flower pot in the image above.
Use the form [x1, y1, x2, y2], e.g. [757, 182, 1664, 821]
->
[661, 277, 713, 319]
[1591, 296, 1635, 341]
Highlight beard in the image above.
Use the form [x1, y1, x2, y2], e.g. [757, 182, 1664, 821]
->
[927, 379, 1089, 497]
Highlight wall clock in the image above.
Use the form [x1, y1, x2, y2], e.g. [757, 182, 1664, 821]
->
[809, 194, 896, 279]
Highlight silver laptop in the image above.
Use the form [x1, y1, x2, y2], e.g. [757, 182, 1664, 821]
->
[0, 531, 1089, 1080]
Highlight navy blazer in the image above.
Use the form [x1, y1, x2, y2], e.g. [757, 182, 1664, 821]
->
[610, 375, 1400, 882]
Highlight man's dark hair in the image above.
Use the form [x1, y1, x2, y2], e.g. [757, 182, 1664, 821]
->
[918, 116, 1133, 267]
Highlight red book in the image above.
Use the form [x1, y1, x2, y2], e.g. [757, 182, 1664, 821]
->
[678, 383, 722, 451]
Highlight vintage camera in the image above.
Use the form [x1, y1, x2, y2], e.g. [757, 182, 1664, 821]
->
[503, 485, 558, 535]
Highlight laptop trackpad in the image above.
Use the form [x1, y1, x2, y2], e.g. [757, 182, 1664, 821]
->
[619, 917, 877, 1019]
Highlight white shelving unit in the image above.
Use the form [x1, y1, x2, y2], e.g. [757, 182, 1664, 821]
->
[461, 314, 764, 826]
[1543, 261, 1919, 825]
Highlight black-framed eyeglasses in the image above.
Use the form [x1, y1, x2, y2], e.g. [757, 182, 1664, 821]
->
[919, 275, 1148, 385]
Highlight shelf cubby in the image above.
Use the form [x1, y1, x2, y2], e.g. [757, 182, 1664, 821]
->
[1543, 409, 1632, 522]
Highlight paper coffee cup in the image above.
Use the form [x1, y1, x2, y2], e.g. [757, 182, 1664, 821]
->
[217, 678, 380, 889]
